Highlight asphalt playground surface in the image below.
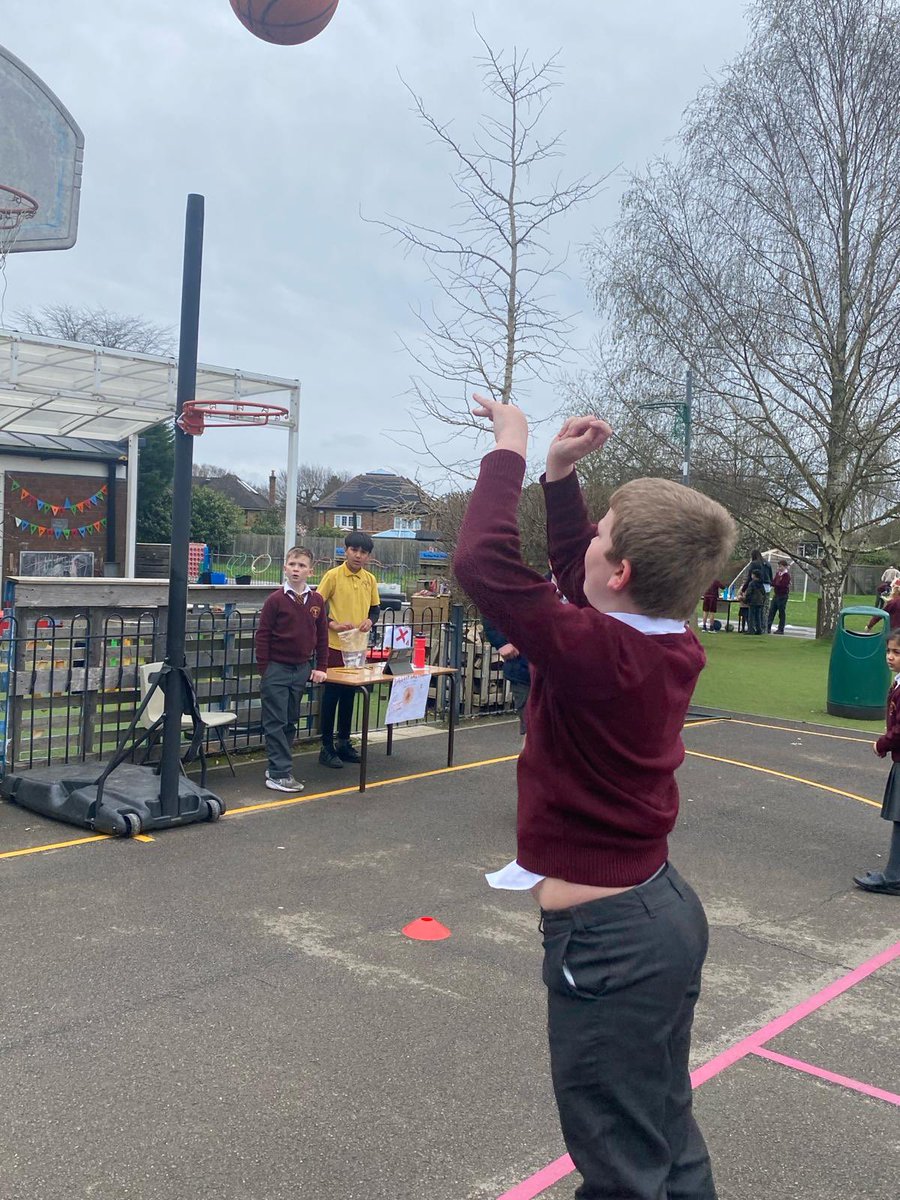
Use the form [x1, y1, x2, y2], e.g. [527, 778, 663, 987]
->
[2, 712, 899, 1200]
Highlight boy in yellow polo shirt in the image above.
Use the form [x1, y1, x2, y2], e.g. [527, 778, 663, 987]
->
[316, 531, 382, 767]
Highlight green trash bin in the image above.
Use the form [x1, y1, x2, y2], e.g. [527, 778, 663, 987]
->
[826, 606, 890, 719]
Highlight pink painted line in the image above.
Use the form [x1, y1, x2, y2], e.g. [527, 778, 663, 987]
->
[497, 939, 900, 1200]
[750, 1046, 900, 1106]
[495, 1153, 573, 1200]
[691, 938, 900, 1088]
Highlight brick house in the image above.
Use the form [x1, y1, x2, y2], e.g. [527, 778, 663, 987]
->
[0, 432, 127, 582]
[312, 470, 430, 535]
[192, 472, 273, 528]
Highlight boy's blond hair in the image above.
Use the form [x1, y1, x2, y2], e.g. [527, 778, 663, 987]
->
[285, 545, 313, 564]
[607, 478, 736, 620]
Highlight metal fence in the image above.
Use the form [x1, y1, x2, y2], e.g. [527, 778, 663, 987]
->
[0, 600, 516, 775]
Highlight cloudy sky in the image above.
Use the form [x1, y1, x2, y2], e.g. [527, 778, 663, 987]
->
[1, 1, 749, 491]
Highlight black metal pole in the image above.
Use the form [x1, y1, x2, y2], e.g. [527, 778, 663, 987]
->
[158, 193, 204, 817]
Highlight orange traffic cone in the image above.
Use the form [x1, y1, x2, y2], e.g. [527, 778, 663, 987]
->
[402, 915, 451, 941]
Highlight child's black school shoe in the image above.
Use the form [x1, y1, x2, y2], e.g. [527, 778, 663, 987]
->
[852, 872, 900, 895]
[319, 747, 344, 769]
[335, 740, 362, 763]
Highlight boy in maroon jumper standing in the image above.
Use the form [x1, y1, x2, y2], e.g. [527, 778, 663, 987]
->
[454, 398, 735, 1200]
[255, 546, 329, 793]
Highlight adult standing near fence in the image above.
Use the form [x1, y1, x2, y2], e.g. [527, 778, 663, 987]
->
[745, 548, 773, 594]
[767, 560, 792, 634]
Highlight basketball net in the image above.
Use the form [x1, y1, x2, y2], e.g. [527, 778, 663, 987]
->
[0, 187, 38, 324]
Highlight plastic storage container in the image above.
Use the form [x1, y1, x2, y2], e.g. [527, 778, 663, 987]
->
[826, 606, 891, 719]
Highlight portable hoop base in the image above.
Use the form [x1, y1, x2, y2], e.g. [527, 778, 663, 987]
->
[1, 762, 224, 836]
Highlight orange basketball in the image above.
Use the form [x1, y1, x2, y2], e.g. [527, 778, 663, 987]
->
[229, 0, 339, 46]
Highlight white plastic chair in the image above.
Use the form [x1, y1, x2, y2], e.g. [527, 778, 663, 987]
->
[138, 662, 238, 776]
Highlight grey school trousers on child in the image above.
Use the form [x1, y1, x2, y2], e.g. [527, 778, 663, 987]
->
[540, 863, 717, 1200]
[260, 660, 312, 778]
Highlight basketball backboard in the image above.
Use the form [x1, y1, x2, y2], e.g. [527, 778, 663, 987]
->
[0, 44, 83, 252]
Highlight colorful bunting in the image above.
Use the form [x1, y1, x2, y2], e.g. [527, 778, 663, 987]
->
[10, 479, 107, 512]
[11, 515, 107, 539]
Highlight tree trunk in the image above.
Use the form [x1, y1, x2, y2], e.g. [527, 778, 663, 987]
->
[816, 570, 844, 639]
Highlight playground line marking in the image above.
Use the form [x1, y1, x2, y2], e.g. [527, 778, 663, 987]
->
[1, 754, 521, 857]
[497, 938, 900, 1200]
[750, 1046, 900, 1107]
[0, 832, 111, 859]
[225, 754, 520, 817]
[696, 717, 875, 743]
[684, 749, 881, 808]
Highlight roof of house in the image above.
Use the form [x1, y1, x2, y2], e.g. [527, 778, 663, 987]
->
[192, 473, 270, 511]
[315, 471, 428, 512]
[0, 431, 127, 462]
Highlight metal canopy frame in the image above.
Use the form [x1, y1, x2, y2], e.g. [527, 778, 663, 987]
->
[0, 329, 301, 571]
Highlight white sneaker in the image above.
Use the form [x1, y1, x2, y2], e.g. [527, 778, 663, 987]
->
[264, 775, 304, 793]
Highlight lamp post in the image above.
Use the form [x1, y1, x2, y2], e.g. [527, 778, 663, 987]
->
[641, 368, 692, 488]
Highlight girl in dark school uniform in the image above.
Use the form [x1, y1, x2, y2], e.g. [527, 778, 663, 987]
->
[854, 630, 900, 895]
[701, 579, 723, 631]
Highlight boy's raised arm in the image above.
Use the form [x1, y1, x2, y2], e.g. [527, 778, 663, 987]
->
[543, 415, 612, 606]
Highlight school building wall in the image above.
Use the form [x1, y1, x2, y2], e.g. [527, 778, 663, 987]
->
[0, 457, 127, 582]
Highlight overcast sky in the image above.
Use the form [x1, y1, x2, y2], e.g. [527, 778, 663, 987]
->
[1, 1, 749, 492]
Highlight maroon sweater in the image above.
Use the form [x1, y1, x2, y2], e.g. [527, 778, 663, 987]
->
[454, 450, 705, 886]
[255, 586, 329, 673]
[876, 681, 900, 762]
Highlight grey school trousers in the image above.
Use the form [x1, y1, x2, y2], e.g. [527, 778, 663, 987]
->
[540, 863, 717, 1200]
[260, 660, 312, 777]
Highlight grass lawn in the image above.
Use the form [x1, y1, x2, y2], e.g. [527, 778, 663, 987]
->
[692, 626, 887, 731]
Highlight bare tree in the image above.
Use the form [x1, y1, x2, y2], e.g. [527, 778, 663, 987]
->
[587, 0, 900, 636]
[273, 464, 353, 531]
[372, 30, 604, 480]
[14, 303, 175, 355]
[192, 463, 232, 478]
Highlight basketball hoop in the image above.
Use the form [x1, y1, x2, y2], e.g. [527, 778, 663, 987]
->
[0, 184, 39, 265]
[175, 399, 289, 436]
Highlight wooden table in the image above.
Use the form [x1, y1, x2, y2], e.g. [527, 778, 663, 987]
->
[322, 664, 459, 791]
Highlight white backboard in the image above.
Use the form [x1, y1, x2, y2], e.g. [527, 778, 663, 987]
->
[0, 44, 83, 251]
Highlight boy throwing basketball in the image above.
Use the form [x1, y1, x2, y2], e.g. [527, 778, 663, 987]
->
[454, 398, 735, 1200]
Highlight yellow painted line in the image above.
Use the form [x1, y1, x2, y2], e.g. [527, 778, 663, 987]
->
[684, 718, 728, 728]
[0, 833, 111, 859]
[685, 749, 881, 808]
[1, 754, 522, 856]
[226, 754, 520, 818]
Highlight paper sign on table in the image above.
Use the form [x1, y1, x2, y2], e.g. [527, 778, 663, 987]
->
[385, 672, 431, 725]
[383, 624, 413, 650]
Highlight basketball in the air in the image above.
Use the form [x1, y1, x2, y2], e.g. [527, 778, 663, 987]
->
[229, 0, 340, 46]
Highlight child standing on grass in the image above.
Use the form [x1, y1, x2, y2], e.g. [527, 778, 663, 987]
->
[455, 397, 736, 1200]
[853, 630, 900, 896]
[255, 547, 329, 793]
[701, 579, 723, 631]
[743, 567, 767, 634]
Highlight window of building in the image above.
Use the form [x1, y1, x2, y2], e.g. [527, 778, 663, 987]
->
[334, 514, 357, 529]
[393, 517, 422, 532]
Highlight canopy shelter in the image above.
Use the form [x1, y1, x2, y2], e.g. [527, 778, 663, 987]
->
[0, 330, 301, 573]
